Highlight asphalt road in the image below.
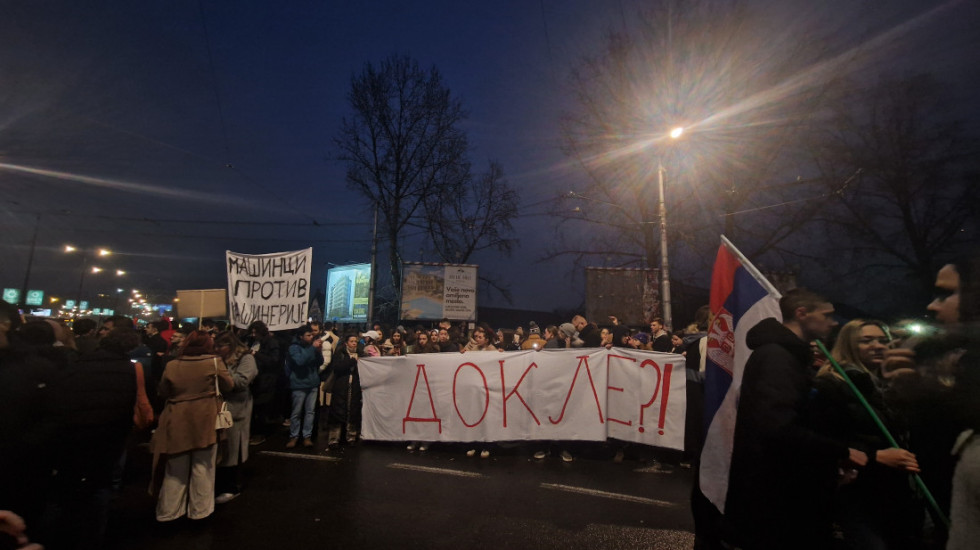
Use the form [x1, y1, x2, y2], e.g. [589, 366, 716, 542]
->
[106, 431, 696, 549]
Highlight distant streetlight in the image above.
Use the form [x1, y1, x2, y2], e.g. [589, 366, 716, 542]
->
[65, 245, 119, 316]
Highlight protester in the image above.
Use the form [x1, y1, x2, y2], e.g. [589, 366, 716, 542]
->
[213, 330, 258, 504]
[723, 289, 867, 549]
[0, 308, 59, 534]
[572, 315, 602, 347]
[42, 327, 142, 549]
[649, 317, 671, 352]
[285, 325, 323, 449]
[520, 322, 547, 350]
[411, 331, 438, 354]
[463, 326, 498, 352]
[150, 331, 233, 522]
[810, 319, 922, 548]
[327, 334, 360, 448]
[360, 330, 382, 357]
[246, 320, 280, 445]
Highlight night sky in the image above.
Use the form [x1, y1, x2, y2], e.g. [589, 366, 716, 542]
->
[1, 0, 977, 320]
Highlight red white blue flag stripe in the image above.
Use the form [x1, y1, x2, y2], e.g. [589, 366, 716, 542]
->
[698, 236, 781, 513]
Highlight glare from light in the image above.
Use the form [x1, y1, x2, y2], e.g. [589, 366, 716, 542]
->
[91, 266, 103, 274]
[116, 269, 126, 276]
[98, 248, 112, 256]
[64, 245, 77, 253]
[669, 126, 684, 139]
[908, 323, 923, 334]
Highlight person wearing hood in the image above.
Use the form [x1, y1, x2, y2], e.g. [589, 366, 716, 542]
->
[723, 288, 867, 550]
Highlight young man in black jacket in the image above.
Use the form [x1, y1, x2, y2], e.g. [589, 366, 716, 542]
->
[723, 289, 868, 550]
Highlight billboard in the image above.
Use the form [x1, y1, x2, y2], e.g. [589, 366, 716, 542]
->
[585, 267, 660, 327]
[400, 263, 478, 321]
[326, 263, 371, 323]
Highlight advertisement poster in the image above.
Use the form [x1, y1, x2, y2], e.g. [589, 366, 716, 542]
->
[400, 263, 477, 321]
[326, 263, 371, 323]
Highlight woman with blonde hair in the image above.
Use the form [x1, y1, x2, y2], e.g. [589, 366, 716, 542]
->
[811, 320, 921, 549]
[150, 331, 233, 522]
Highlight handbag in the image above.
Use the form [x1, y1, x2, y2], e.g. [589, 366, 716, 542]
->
[214, 357, 234, 430]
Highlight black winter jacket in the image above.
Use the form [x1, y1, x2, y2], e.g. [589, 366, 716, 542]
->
[724, 318, 848, 549]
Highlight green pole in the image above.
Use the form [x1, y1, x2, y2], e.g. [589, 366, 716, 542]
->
[814, 340, 949, 530]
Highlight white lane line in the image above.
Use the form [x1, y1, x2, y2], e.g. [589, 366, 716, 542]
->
[260, 451, 341, 462]
[387, 463, 486, 478]
[540, 483, 675, 508]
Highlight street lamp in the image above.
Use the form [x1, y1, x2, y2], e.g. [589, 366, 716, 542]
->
[65, 245, 118, 316]
[657, 126, 684, 331]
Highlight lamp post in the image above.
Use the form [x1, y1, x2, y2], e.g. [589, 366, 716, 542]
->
[66, 245, 114, 316]
[657, 126, 684, 331]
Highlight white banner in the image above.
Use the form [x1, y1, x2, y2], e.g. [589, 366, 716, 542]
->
[226, 248, 312, 331]
[359, 348, 687, 449]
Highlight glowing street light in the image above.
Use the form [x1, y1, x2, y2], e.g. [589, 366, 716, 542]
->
[657, 126, 685, 330]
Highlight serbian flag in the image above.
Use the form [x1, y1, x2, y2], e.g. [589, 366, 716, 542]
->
[698, 236, 781, 513]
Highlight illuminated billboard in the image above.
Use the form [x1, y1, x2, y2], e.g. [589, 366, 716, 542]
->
[326, 263, 371, 322]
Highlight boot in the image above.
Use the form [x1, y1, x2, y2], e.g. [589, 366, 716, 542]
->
[327, 426, 341, 447]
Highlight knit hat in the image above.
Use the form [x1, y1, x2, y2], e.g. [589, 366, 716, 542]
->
[361, 330, 381, 341]
[558, 323, 577, 339]
[633, 332, 650, 345]
[529, 321, 541, 335]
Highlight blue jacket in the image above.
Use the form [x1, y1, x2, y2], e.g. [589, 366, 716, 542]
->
[285, 338, 322, 390]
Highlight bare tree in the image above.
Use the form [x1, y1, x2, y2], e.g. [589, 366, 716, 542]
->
[422, 160, 519, 301]
[807, 73, 979, 311]
[336, 55, 469, 295]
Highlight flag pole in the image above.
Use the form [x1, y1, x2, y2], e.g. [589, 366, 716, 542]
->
[814, 340, 949, 529]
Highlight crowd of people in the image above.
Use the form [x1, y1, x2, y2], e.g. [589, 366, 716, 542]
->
[0, 258, 978, 549]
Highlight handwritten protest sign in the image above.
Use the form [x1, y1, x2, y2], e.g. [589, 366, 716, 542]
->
[226, 248, 312, 330]
[358, 348, 687, 449]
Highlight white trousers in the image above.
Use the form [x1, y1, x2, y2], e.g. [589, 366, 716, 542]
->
[156, 445, 217, 521]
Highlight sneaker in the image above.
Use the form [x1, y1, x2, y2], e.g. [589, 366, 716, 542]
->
[466, 449, 476, 457]
[215, 492, 239, 505]
[285, 438, 298, 449]
[560, 450, 574, 463]
[248, 436, 266, 446]
[282, 419, 291, 427]
[480, 449, 490, 459]
[303, 438, 314, 448]
[533, 451, 547, 460]
[418, 444, 428, 452]
[406, 443, 416, 451]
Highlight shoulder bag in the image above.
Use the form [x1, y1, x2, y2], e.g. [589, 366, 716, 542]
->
[214, 357, 234, 430]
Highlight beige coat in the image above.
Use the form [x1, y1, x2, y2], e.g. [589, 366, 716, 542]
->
[151, 355, 233, 456]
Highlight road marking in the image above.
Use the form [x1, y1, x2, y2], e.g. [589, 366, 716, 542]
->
[387, 463, 485, 478]
[260, 451, 341, 462]
[540, 483, 675, 508]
